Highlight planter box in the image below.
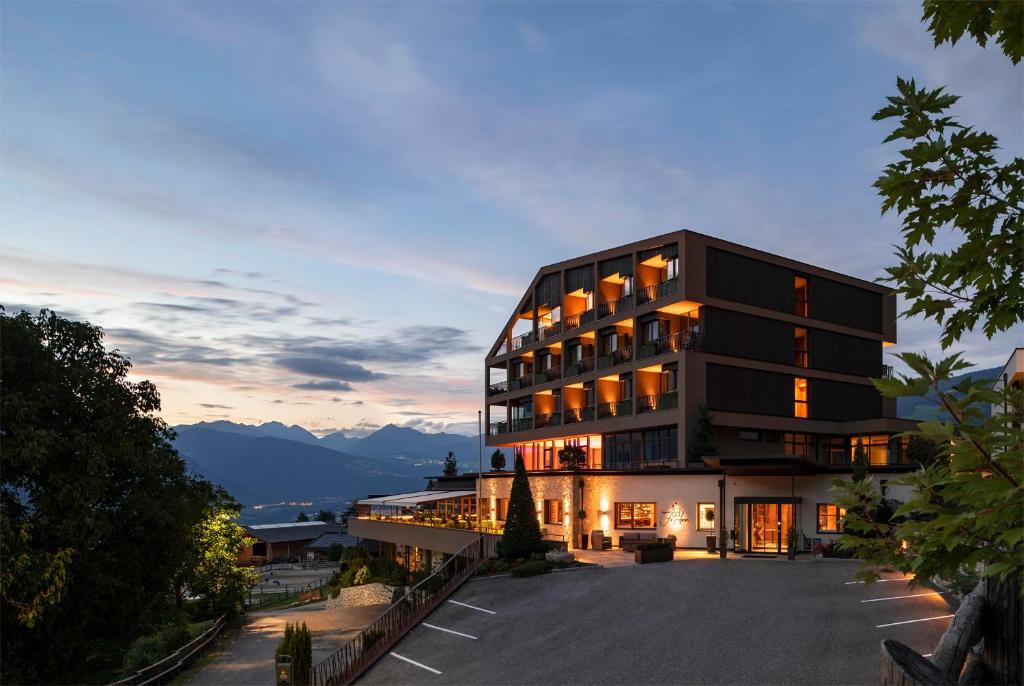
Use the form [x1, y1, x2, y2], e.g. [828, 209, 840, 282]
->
[635, 547, 673, 564]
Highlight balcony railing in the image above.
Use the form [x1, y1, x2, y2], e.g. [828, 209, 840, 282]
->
[564, 406, 594, 425]
[534, 412, 561, 429]
[534, 366, 561, 385]
[539, 322, 562, 340]
[637, 331, 683, 359]
[510, 417, 533, 433]
[489, 421, 507, 435]
[509, 375, 533, 392]
[636, 277, 678, 306]
[509, 331, 534, 352]
[637, 391, 678, 414]
[597, 398, 633, 419]
[597, 345, 632, 369]
[598, 294, 633, 319]
[487, 380, 508, 396]
[882, 364, 894, 379]
[564, 356, 595, 379]
[563, 309, 596, 332]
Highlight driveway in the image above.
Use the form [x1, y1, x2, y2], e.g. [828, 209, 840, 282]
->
[357, 558, 953, 685]
[184, 602, 387, 685]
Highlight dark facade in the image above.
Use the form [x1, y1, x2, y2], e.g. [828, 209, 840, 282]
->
[484, 230, 914, 474]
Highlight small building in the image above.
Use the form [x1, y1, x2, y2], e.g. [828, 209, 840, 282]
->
[238, 521, 340, 565]
[301, 532, 383, 561]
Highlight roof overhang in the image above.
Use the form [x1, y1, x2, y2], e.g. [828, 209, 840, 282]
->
[702, 454, 821, 476]
[357, 490, 476, 507]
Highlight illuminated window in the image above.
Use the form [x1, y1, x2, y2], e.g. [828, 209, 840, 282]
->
[794, 377, 808, 418]
[794, 328, 808, 368]
[784, 433, 814, 458]
[850, 435, 890, 466]
[817, 504, 846, 533]
[615, 502, 656, 529]
[794, 276, 808, 316]
[497, 498, 509, 520]
[696, 503, 716, 531]
[544, 499, 564, 525]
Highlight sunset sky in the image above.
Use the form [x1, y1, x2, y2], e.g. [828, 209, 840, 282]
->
[3, 1, 1021, 437]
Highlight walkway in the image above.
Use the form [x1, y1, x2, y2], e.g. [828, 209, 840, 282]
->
[184, 602, 387, 685]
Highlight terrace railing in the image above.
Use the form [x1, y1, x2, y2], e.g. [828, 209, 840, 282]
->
[534, 412, 561, 429]
[564, 406, 594, 425]
[509, 375, 533, 392]
[635, 277, 678, 305]
[637, 332, 683, 359]
[509, 331, 534, 352]
[510, 417, 533, 433]
[489, 421, 508, 436]
[311, 538, 493, 686]
[597, 399, 633, 419]
[882, 364, 894, 379]
[637, 391, 678, 414]
[564, 356, 595, 379]
[598, 294, 633, 319]
[487, 380, 508, 396]
[539, 322, 562, 340]
[534, 366, 561, 385]
[597, 345, 632, 369]
[563, 309, 595, 332]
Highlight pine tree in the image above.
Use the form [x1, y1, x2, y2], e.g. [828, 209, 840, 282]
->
[442, 451, 458, 477]
[498, 455, 542, 559]
[686, 402, 717, 464]
[852, 438, 868, 482]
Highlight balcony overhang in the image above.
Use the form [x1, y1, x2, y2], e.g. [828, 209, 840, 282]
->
[702, 453, 821, 476]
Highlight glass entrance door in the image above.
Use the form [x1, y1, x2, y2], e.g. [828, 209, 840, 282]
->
[748, 503, 794, 553]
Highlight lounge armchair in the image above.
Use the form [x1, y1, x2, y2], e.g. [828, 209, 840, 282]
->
[590, 529, 612, 551]
[619, 531, 657, 552]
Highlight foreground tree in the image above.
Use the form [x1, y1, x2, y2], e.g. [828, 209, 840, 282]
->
[0, 310, 226, 683]
[686, 402, 717, 464]
[315, 509, 337, 523]
[490, 448, 506, 471]
[557, 444, 587, 470]
[442, 451, 458, 477]
[498, 455, 542, 559]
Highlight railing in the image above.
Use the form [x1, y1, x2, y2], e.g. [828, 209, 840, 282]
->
[882, 364, 894, 379]
[509, 331, 534, 352]
[534, 366, 561, 384]
[489, 421, 508, 436]
[110, 615, 227, 686]
[598, 294, 633, 319]
[487, 380, 508, 396]
[563, 309, 595, 331]
[539, 322, 562, 340]
[247, 577, 328, 610]
[564, 356, 595, 378]
[597, 345, 632, 369]
[311, 538, 493, 686]
[637, 391, 678, 414]
[597, 399, 633, 419]
[564, 406, 594, 425]
[356, 514, 503, 536]
[636, 277, 678, 305]
[535, 412, 561, 429]
[637, 331, 684, 359]
[510, 417, 533, 433]
[509, 375, 533, 391]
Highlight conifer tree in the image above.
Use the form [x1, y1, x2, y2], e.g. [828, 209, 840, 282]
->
[498, 455, 542, 559]
[686, 402, 717, 464]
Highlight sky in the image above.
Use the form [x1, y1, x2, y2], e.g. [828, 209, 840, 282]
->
[2, 1, 1021, 437]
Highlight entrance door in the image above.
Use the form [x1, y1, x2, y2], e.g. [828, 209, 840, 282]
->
[748, 503, 794, 553]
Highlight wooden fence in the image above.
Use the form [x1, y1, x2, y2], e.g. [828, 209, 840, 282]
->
[247, 577, 329, 610]
[109, 615, 227, 686]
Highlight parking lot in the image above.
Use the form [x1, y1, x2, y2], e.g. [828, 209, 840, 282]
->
[357, 558, 953, 685]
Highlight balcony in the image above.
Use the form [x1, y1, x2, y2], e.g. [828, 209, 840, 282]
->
[882, 364, 894, 379]
[563, 309, 596, 332]
[534, 411, 561, 429]
[636, 331, 701, 360]
[511, 417, 533, 433]
[564, 406, 594, 425]
[637, 391, 678, 414]
[539, 321, 562, 340]
[534, 366, 561, 385]
[509, 375, 534, 392]
[509, 331, 534, 353]
[597, 398, 633, 419]
[489, 421, 507, 435]
[597, 345, 632, 369]
[635, 277, 678, 306]
[564, 356, 595, 379]
[598, 294, 633, 319]
[487, 380, 508, 396]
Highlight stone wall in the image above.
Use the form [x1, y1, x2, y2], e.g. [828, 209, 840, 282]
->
[326, 583, 396, 609]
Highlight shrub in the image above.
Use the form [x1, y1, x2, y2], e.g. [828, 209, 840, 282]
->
[326, 543, 344, 562]
[353, 566, 371, 585]
[276, 622, 312, 685]
[490, 449, 506, 471]
[557, 444, 586, 470]
[342, 546, 369, 562]
[943, 565, 981, 597]
[123, 635, 164, 675]
[511, 560, 553, 577]
[339, 568, 358, 588]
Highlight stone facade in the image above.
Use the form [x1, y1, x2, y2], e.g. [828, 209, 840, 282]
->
[326, 583, 397, 609]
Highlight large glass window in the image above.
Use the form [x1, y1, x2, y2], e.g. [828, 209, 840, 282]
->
[794, 276, 808, 316]
[696, 503, 716, 531]
[544, 499, 564, 525]
[497, 498, 509, 520]
[817, 504, 846, 533]
[820, 437, 848, 465]
[615, 502, 656, 529]
[784, 433, 814, 458]
[794, 377, 808, 418]
[603, 427, 677, 469]
[851, 435, 890, 465]
[794, 328, 808, 368]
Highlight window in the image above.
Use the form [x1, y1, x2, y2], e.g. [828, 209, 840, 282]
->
[497, 498, 509, 520]
[603, 427, 677, 469]
[660, 364, 678, 393]
[821, 437, 847, 465]
[615, 502, 656, 529]
[794, 328, 808, 368]
[794, 276, 808, 316]
[850, 434, 890, 466]
[697, 503, 716, 531]
[544, 499, 564, 525]
[543, 446, 554, 469]
[794, 377, 808, 418]
[739, 430, 762, 441]
[817, 504, 846, 533]
[619, 373, 633, 401]
[623, 275, 634, 297]
[666, 257, 679, 280]
[784, 433, 814, 458]
[601, 331, 618, 355]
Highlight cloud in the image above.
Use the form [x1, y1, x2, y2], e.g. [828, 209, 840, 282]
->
[199, 403, 233, 409]
[276, 357, 386, 382]
[291, 380, 354, 392]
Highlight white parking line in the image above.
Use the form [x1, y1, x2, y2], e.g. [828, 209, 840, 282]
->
[861, 592, 946, 603]
[877, 614, 954, 628]
[448, 599, 496, 614]
[844, 578, 909, 585]
[389, 652, 442, 674]
[422, 623, 478, 639]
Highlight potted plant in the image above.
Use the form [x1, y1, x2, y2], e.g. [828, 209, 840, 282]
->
[704, 508, 716, 553]
[635, 541, 674, 564]
[577, 509, 589, 549]
[786, 527, 799, 560]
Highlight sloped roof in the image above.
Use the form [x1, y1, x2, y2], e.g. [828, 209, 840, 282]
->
[304, 532, 362, 551]
[356, 490, 476, 506]
[243, 521, 339, 543]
